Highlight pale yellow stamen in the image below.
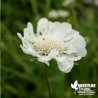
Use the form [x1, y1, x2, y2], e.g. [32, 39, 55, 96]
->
[34, 35, 65, 55]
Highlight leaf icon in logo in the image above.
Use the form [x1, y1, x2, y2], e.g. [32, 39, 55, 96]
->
[71, 80, 78, 90]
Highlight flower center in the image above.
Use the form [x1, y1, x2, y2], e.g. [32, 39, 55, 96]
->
[34, 35, 65, 55]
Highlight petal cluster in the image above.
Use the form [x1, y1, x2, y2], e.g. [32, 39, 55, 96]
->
[17, 18, 87, 73]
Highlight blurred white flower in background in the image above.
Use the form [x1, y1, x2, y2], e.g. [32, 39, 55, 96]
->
[17, 18, 87, 73]
[83, 0, 92, 4]
[48, 10, 58, 19]
[94, 0, 98, 6]
[83, 0, 98, 6]
[62, 0, 76, 7]
[48, 9, 70, 19]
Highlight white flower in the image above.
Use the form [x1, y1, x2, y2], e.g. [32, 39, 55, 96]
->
[48, 9, 70, 19]
[17, 18, 87, 73]
[94, 0, 98, 6]
[83, 0, 92, 4]
[48, 10, 58, 19]
[62, 0, 76, 7]
[83, 0, 98, 6]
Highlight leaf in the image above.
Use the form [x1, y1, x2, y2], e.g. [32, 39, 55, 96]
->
[71, 80, 78, 90]
[74, 80, 78, 87]
[71, 83, 75, 89]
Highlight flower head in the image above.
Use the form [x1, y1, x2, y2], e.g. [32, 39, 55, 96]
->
[62, 0, 76, 7]
[17, 18, 87, 73]
[48, 9, 70, 19]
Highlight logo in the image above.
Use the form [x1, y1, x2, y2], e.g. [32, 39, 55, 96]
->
[71, 80, 96, 95]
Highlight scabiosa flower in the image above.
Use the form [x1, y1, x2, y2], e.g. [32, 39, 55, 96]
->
[17, 18, 87, 73]
[48, 10, 58, 19]
[62, 0, 76, 7]
[48, 9, 70, 19]
[83, 0, 98, 6]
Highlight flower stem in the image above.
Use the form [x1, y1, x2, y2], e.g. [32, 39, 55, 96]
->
[44, 65, 51, 98]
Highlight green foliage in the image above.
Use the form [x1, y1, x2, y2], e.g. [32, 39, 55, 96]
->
[1, 0, 98, 98]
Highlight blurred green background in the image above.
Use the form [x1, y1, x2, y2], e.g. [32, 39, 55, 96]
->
[1, 0, 98, 98]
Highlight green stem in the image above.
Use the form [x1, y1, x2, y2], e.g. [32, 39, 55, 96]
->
[44, 65, 51, 98]
[45, 0, 51, 17]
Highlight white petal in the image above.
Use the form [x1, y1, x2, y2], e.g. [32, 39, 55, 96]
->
[24, 22, 36, 42]
[37, 59, 49, 66]
[37, 18, 49, 36]
[57, 57, 74, 73]
[63, 49, 87, 61]
[62, 22, 72, 33]
[64, 54, 82, 61]
[17, 33, 22, 39]
[68, 34, 86, 48]
[64, 33, 87, 58]
[38, 50, 59, 62]
[37, 50, 59, 66]
[77, 48, 87, 57]
[20, 45, 39, 57]
[51, 22, 72, 39]
[37, 18, 72, 39]
[19, 37, 33, 49]
[56, 56, 65, 62]
[64, 30, 79, 42]
[63, 45, 77, 55]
